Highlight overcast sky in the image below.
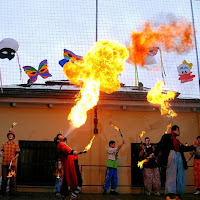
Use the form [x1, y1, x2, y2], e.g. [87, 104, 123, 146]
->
[0, 0, 200, 98]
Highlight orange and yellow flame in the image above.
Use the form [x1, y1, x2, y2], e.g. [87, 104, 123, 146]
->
[165, 123, 172, 134]
[84, 135, 95, 152]
[137, 159, 149, 169]
[147, 81, 177, 118]
[127, 19, 194, 66]
[63, 40, 129, 128]
[111, 124, 120, 131]
[7, 170, 16, 178]
[140, 131, 146, 138]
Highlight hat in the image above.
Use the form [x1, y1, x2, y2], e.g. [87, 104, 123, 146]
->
[7, 131, 15, 139]
[0, 38, 19, 52]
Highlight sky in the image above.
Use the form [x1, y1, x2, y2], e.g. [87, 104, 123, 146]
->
[0, 0, 200, 98]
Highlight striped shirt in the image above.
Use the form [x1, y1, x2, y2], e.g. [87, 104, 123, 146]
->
[1, 141, 20, 166]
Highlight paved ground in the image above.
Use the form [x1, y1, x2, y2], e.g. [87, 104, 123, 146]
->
[0, 192, 200, 200]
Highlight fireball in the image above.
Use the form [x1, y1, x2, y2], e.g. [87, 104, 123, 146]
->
[127, 19, 194, 67]
[63, 40, 129, 128]
[147, 81, 177, 117]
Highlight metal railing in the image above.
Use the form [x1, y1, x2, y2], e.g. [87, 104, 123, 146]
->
[80, 164, 195, 187]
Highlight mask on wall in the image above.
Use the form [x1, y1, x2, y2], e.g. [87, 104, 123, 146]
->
[0, 38, 19, 60]
[59, 49, 83, 67]
[23, 60, 52, 85]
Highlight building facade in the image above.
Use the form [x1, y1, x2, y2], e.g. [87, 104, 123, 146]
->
[0, 82, 200, 193]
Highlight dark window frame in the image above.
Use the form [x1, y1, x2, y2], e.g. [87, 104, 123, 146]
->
[17, 140, 57, 186]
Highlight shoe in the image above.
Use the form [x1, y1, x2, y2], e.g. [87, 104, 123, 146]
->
[155, 192, 160, 196]
[0, 193, 6, 197]
[145, 192, 151, 196]
[194, 190, 200, 195]
[55, 193, 61, 197]
[9, 192, 16, 197]
[110, 191, 119, 195]
[175, 195, 182, 200]
[166, 196, 174, 200]
[102, 189, 107, 195]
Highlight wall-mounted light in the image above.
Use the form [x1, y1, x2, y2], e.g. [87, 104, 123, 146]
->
[10, 103, 16, 107]
[122, 105, 127, 110]
[48, 104, 53, 108]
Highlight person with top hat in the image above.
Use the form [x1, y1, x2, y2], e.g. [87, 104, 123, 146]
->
[54, 133, 82, 200]
[0, 130, 20, 196]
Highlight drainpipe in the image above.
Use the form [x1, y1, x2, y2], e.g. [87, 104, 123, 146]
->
[94, 0, 98, 134]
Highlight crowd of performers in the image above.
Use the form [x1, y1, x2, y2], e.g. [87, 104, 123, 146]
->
[138, 125, 200, 200]
[0, 125, 199, 200]
[53, 125, 200, 200]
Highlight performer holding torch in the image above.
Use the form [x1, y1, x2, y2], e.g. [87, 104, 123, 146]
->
[139, 137, 161, 196]
[54, 133, 82, 200]
[0, 123, 20, 197]
[103, 125, 125, 195]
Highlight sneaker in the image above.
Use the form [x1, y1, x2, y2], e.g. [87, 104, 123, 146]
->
[194, 190, 200, 195]
[145, 192, 151, 196]
[0, 192, 6, 197]
[102, 189, 107, 195]
[155, 192, 160, 196]
[110, 191, 119, 195]
[175, 195, 182, 200]
[166, 197, 174, 200]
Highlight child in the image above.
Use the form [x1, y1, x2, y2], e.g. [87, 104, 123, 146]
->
[103, 139, 124, 195]
[54, 160, 64, 196]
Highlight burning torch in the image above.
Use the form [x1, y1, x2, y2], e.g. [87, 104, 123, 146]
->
[111, 124, 125, 143]
[9, 122, 17, 131]
[78, 135, 95, 154]
[7, 160, 16, 178]
[137, 158, 149, 169]
[139, 131, 146, 145]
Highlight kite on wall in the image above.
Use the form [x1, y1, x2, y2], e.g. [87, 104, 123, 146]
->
[59, 49, 83, 67]
[23, 59, 52, 86]
[177, 60, 195, 83]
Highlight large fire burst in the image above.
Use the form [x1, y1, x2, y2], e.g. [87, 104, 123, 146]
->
[63, 40, 129, 128]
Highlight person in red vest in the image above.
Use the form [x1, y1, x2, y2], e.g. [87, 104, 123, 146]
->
[54, 133, 82, 200]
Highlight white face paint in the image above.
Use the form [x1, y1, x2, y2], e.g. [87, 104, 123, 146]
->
[8, 134, 14, 140]
[177, 64, 191, 75]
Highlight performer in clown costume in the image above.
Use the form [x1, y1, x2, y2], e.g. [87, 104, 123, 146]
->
[54, 133, 82, 200]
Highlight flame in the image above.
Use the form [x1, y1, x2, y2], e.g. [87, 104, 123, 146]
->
[127, 19, 194, 66]
[84, 136, 95, 151]
[56, 174, 61, 179]
[111, 124, 120, 131]
[63, 40, 129, 128]
[137, 159, 149, 169]
[140, 131, 146, 138]
[9, 122, 17, 131]
[147, 81, 177, 117]
[7, 170, 16, 177]
[165, 123, 172, 133]
[68, 80, 100, 128]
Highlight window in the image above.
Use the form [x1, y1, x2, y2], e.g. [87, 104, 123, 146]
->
[17, 141, 57, 186]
